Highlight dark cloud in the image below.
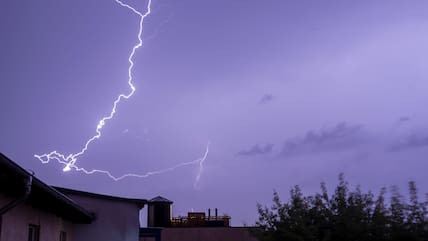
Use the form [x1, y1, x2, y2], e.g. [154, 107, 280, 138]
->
[259, 94, 274, 104]
[388, 132, 428, 152]
[396, 116, 411, 126]
[398, 116, 410, 123]
[238, 143, 273, 156]
[279, 122, 368, 157]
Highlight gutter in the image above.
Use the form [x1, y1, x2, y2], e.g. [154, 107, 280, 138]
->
[0, 173, 33, 215]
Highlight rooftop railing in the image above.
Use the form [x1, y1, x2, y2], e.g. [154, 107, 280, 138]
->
[170, 215, 231, 227]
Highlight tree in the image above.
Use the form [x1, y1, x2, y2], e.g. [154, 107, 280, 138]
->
[370, 187, 389, 241]
[254, 175, 428, 241]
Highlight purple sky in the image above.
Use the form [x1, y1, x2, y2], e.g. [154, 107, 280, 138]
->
[2, 0, 428, 225]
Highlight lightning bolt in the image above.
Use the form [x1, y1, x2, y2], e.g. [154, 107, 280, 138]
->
[194, 142, 209, 188]
[34, 0, 209, 186]
[37, 143, 210, 182]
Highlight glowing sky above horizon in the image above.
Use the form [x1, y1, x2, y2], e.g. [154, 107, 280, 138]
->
[2, 0, 428, 225]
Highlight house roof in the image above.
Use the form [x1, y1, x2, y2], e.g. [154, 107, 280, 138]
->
[0, 153, 94, 223]
[54, 186, 147, 208]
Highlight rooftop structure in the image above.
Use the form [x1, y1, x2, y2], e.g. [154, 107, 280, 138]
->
[141, 197, 256, 241]
[170, 209, 230, 228]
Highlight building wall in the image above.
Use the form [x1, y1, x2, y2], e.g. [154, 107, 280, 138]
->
[65, 193, 141, 241]
[158, 227, 259, 241]
[0, 194, 73, 241]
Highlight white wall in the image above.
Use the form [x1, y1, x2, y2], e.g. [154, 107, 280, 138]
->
[66, 193, 141, 241]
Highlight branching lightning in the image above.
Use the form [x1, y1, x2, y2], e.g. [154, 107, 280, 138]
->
[194, 143, 208, 188]
[34, 0, 209, 185]
[37, 143, 210, 183]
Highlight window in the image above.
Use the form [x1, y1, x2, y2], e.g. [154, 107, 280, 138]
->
[28, 224, 40, 241]
[60, 231, 67, 241]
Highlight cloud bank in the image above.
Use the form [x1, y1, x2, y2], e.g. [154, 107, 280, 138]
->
[238, 143, 274, 156]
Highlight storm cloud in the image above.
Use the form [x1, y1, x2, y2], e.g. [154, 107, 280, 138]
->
[238, 143, 274, 156]
[259, 94, 274, 104]
[388, 132, 428, 152]
[278, 122, 369, 157]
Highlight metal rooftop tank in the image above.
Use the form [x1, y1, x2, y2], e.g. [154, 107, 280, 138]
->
[147, 196, 173, 227]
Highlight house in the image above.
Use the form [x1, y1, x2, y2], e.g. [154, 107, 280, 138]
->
[0, 153, 93, 241]
[0, 153, 146, 241]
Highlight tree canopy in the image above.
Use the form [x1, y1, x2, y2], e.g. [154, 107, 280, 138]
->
[254, 175, 428, 241]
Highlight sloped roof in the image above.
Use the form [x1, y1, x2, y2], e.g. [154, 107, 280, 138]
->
[54, 186, 147, 208]
[149, 196, 173, 204]
[0, 153, 94, 223]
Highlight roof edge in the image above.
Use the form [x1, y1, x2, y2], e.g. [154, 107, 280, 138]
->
[53, 186, 147, 208]
[0, 153, 94, 223]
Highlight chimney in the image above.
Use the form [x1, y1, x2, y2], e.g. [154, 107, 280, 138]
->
[215, 208, 218, 219]
[208, 208, 211, 220]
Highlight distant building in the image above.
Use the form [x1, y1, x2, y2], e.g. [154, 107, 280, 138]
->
[140, 197, 258, 241]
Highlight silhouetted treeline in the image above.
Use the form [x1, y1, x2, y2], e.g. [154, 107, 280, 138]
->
[254, 174, 428, 241]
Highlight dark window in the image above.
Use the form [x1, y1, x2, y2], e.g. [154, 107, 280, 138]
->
[60, 231, 67, 241]
[28, 224, 40, 241]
